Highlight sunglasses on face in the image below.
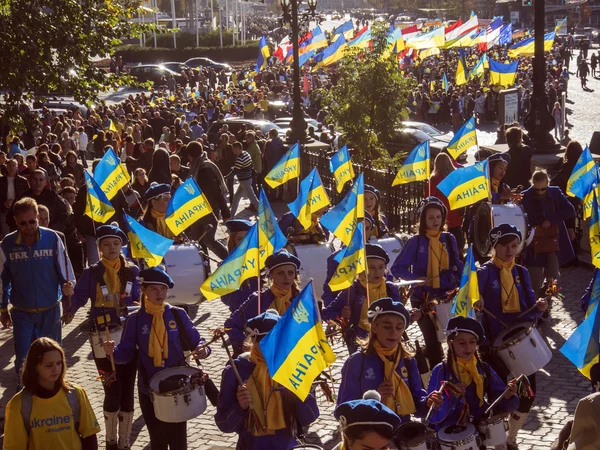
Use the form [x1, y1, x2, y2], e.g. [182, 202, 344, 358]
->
[19, 219, 37, 226]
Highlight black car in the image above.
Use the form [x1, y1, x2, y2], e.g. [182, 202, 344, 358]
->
[207, 119, 282, 144]
[128, 65, 185, 85]
[159, 62, 190, 74]
[184, 57, 232, 73]
[385, 128, 451, 158]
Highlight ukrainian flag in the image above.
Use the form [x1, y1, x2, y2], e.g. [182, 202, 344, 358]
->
[256, 36, 270, 73]
[328, 222, 366, 292]
[570, 164, 600, 219]
[165, 178, 212, 235]
[469, 55, 485, 79]
[406, 27, 445, 49]
[258, 188, 288, 266]
[437, 160, 489, 210]
[452, 245, 479, 317]
[332, 20, 354, 38]
[560, 301, 600, 380]
[314, 35, 348, 69]
[507, 32, 555, 57]
[447, 116, 478, 160]
[591, 193, 600, 270]
[456, 48, 469, 86]
[260, 280, 336, 401]
[321, 173, 364, 246]
[264, 143, 300, 188]
[349, 28, 372, 48]
[84, 172, 115, 223]
[108, 119, 118, 133]
[200, 223, 260, 301]
[442, 73, 448, 92]
[288, 168, 331, 230]
[392, 141, 430, 186]
[585, 270, 600, 318]
[124, 213, 173, 267]
[93, 148, 131, 200]
[489, 58, 518, 88]
[567, 146, 596, 197]
[329, 145, 355, 193]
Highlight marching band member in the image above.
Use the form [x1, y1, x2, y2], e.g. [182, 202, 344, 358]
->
[337, 298, 442, 423]
[427, 316, 519, 435]
[140, 182, 175, 239]
[332, 391, 401, 450]
[391, 196, 463, 369]
[364, 185, 388, 239]
[322, 244, 401, 354]
[65, 223, 140, 450]
[488, 153, 515, 204]
[221, 219, 259, 313]
[477, 224, 548, 450]
[225, 249, 301, 355]
[103, 267, 212, 450]
[278, 207, 329, 244]
[216, 310, 320, 449]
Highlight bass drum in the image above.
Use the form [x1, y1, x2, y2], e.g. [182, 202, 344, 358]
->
[473, 202, 531, 258]
[288, 243, 334, 300]
[163, 243, 207, 305]
[375, 234, 407, 272]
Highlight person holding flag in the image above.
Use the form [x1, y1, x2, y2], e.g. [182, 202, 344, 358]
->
[364, 185, 389, 239]
[140, 183, 176, 240]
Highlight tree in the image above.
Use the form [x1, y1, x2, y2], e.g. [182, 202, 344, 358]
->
[321, 22, 416, 166]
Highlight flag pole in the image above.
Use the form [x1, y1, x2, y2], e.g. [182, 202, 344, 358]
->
[312, 279, 336, 402]
[257, 216, 261, 317]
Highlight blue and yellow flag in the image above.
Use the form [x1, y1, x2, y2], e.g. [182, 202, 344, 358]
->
[108, 119, 118, 133]
[93, 148, 131, 200]
[507, 32, 555, 57]
[442, 73, 448, 93]
[124, 213, 173, 267]
[392, 141, 430, 186]
[584, 270, 600, 319]
[256, 36, 270, 73]
[321, 173, 364, 246]
[570, 163, 600, 219]
[200, 223, 260, 301]
[591, 193, 600, 270]
[258, 188, 288, 266]
[456, 48, 469, 86]
[447, 116, 478, 160]
[489, 58, 518, 88]
[314, 35, 348, 69]
[331, 20, 354, 38]
[264, 143, 300, 188]
[328, 222, 366, 292]
[329, 145, 355, 193]
[288, 168, 331, 230]
[452, 245, 479, 317]
[84, 172, 115, 223]
[437, 160, 489, 210]
[469, 56, 485, 79]
[560, 301, 600, 380]
[260, 280, 336, 401]
[165, 178, 212, 235]
[568, 146, 596, 197]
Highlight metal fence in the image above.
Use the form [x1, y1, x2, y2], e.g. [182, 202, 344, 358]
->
[302, 148, 427, 234]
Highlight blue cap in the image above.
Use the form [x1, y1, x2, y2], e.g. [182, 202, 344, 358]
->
[489, 223, 522, 246]
[138, 267, 174, 288]
[225, 219, 254, 233]
[363, 212, 375, 228]
[364, 184, 380, 201]
[144, 183, 171, 202]
[334, 392, 401, 433]
[365, 243, 390, 264]
[245, 309, 280, 340]
[446, 316, 485, 342]
[488, 152, 511, 165]
[96, 223, 128, 245]
[417, 196, 447, 217]
[368, 297, 411, 326]
[265, 249, 301, 271]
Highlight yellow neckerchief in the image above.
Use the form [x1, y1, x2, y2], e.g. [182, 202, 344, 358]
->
[491, 177, 501, 193]
[425, 230, 449, 289]
[145, 299, 168, 367]
[452, 354, 485, 407]
[357, 274, 387, 331]
[492, 256, 520, 313]
[150, 208, 175, 239]
[269, 284, 292, 316]
[95, 256, 121, 308]
[373, 341, 416, 416]
[247, 344, 286, 435]
[309, 214, 321, 235]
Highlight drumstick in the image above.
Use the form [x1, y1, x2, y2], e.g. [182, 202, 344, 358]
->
[516, 294, 552, 320]
[425, 381, 446, 421]
[101, 306, 117, 373]
[484, 374, 524, 416]
[482, 308, 509, 328]
[218, 331, 244, 386]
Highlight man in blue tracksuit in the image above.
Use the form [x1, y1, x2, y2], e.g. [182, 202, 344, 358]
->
[0, 197, 75, 377]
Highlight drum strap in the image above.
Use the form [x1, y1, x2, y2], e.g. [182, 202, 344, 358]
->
[92, 261, 135, 299]
[170, 307, 197, 353]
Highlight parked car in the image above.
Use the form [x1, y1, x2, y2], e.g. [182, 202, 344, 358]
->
[129, 64, 185, 86]
[159, 62, 190, 74]
[184, 57, 232, 73]
[398, 121, 445, 137]
[385, 127, 452, 159]
[273, 117, 320, 130]
[207, 118, 282, 144]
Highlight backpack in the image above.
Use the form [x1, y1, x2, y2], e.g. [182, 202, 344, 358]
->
[21, 388, 80, 438]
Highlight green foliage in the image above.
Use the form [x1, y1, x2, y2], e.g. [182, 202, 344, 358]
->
[146, 30, 236, 48]
[322, 22, 416, 166]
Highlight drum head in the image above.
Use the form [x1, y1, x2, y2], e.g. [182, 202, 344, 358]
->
[438, 424, 477, 442]
[473, 202, 492, 257]
[396, 422, 429, 444]
[493, 321, 533, 348]
[291, 446, 323, 449]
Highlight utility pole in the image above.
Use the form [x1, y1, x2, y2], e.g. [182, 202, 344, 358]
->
[171, 0, 177, 48]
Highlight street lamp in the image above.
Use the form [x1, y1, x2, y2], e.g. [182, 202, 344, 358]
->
[280, 0, 318, 144]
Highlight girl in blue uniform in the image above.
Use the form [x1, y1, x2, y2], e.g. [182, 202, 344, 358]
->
[225, 249, 301, 355]
[216, 310, 319, 449]
[322, 244, 402, 354]
[68, 224, 140, 450]
[427, 316, 519, 446]
[477, 224, 548, 450]
[391, 196, 463, 369]
[337, 298, 443, 423]
[364, 184, 389, 238]
[103, 267, 212, 450]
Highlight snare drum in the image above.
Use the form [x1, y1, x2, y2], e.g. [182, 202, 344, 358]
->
[473, 202, 531, 258]
[375, 234, 406, 271]
[437, 424, 481, 450]
[89, 323, 123, 359]
[149, 366, 207, 423]
[163, 243, 207, 305]
[291, 446, 324, 449]
[395, 422, 432, 450]
[477, 413, 508, 446]
[434, 300, 454, 342]
[492, 321, 552, 376]
[288, 243, 334, 299]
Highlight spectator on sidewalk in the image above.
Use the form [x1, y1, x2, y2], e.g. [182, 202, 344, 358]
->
[226, 142, 259, 216]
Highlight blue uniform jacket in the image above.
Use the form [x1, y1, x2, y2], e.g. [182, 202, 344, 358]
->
[581, 268, 598, 313]
[221, 277, 259, 313]
[215, 353, 319, 450]
[427, 360, 519, 430]
[477, 261, 542, 342]
[0, 227, 74, 311]
[113, 303, 210, 394]
[278, 211, 330, 241]
[337, 350, 428, 423]
[390, 232, 463, 308]
[71, 261, 141, 326]
[520, 185, 575, 266]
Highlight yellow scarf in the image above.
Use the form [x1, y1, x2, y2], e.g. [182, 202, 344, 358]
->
[492, 256, 520, 313]
[452, 355, 485, 407]
[357, 274, 387, 331]
[94, 256, 121, 308]
[150, 208, 175, 239]
[145, 300, 168, 367]
[309, 215, 321, 235]
[269, 284, 292, 316]
[247, 344, 286, 435]
[373, 341, 416, 416]
[426, 230, 449, 289]
[491, 177, 500, 193]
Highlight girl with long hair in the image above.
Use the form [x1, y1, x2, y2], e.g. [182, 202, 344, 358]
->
[364, 184, 389, 238]
[140, 183, 174, 239]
